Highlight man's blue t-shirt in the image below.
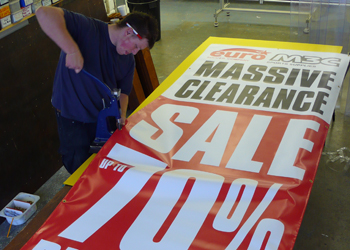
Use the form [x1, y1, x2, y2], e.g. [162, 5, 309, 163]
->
[51, 9, 135, 123]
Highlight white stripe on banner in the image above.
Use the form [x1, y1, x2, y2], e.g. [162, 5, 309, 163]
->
[58, 144, 167, 242]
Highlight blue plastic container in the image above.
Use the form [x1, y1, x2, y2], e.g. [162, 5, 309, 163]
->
[20, 0, 33, 8]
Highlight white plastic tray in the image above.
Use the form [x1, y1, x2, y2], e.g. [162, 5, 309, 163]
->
[0, 192, 40, 225]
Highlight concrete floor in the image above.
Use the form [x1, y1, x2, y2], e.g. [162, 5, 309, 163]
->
[1, 0, 350, 249]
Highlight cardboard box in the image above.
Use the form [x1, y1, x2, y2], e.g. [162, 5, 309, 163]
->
[0, 14, 11, 29]
[0, 3, 10, 18]
[41, 0, 51, 6]
[0, 0, 10, 6]
[11, 9, 23, 23]
[22, 4, 32, 17]
[31, 0, 40, 12]
[9, 0, 20, 12]
[0, 192, 40, 226]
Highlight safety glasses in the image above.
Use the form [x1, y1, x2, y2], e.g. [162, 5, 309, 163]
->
[126, 22, 142, 39]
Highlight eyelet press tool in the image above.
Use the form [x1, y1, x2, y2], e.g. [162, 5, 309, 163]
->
[81, 69, 122, 153]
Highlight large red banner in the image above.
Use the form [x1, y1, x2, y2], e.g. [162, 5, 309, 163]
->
[23, 40, 349, 250]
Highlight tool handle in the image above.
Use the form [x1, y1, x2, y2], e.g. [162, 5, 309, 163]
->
[81, 69, 114, 100]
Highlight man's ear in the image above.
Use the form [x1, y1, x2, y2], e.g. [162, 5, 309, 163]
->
[125, 27, 133, 37]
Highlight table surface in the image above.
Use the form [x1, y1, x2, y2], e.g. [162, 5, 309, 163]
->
[5, 37, 344, 250]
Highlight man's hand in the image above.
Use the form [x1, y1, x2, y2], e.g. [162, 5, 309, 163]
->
[66, 51, 84, 73]
[117, 117, 126, 130]
[119, 117, 126, 126]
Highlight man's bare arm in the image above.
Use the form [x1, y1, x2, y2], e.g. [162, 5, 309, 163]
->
[119, 93, 129, 126]
[36, 6, 83, 73]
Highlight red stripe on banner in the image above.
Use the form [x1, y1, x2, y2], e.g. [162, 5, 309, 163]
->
[154, 177, 196, 242]
[228, 185, 245, 219]
[261, 231, 272, 250]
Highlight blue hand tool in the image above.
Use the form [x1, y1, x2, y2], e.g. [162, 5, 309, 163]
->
[81, 69, 122, 153]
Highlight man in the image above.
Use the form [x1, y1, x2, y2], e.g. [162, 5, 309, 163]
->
[36, 6, 158, 174]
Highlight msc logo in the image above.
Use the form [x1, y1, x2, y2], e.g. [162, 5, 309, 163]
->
[270, 54, 341, 67]
[210, 48, 268, 60]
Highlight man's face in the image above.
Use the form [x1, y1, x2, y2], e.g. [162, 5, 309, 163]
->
[117, 33, 149, 56]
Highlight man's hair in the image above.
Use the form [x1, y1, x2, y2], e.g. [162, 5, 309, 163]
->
[117, 11, 159, 49]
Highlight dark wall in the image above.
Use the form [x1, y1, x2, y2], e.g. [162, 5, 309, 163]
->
[0, 0, 109, 222]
